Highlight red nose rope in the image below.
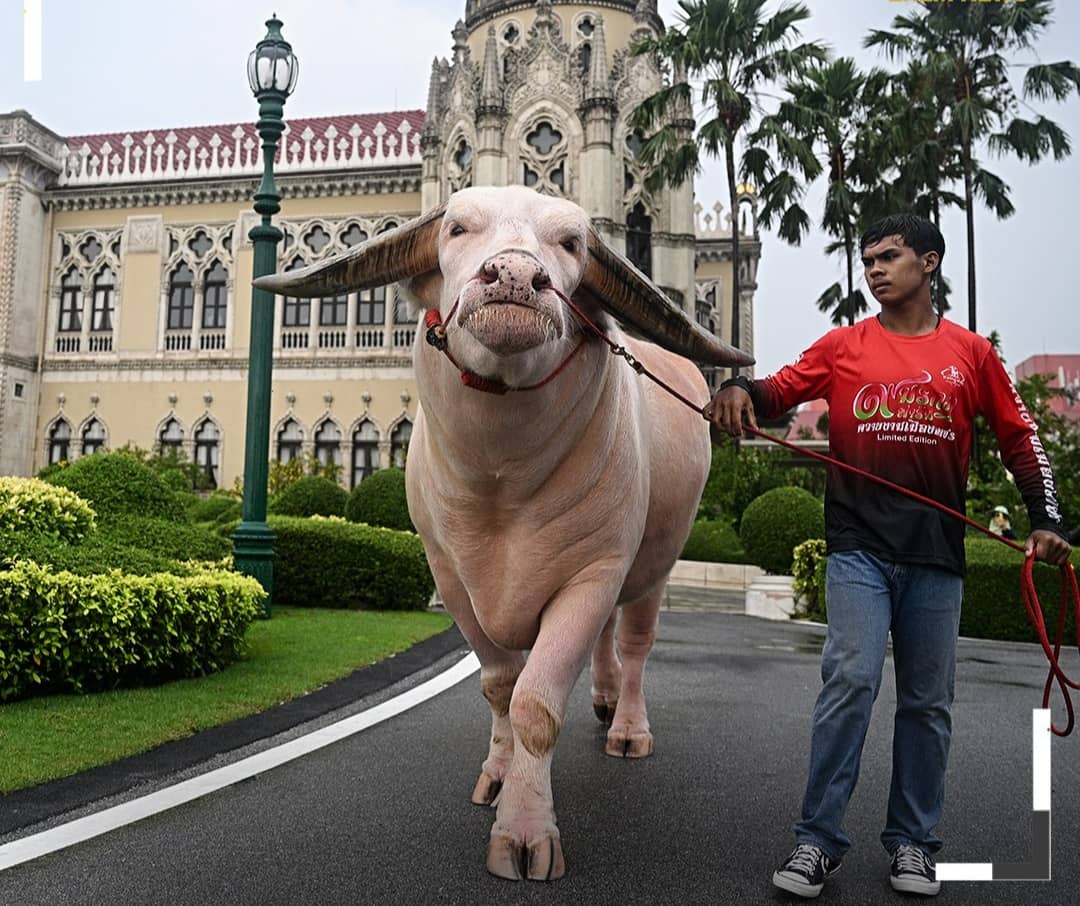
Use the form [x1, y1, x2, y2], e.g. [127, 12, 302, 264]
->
[426, 290, 1079, 734]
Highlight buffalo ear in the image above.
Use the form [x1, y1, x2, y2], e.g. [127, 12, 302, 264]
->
[399, 270, 444, 315]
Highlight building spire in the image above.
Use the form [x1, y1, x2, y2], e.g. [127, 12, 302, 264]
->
[585, 15, 612, 104]
[451, 19, 469, 65]
[480, 25, 503, 111]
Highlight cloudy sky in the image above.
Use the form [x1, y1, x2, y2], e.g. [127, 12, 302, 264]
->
[4, 0, 1078, 376]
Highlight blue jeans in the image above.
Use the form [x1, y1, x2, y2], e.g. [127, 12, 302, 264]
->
[794, 550, 963, 862]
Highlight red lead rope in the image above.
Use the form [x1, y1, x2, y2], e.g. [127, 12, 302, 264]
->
[549, 292, 1080, 737]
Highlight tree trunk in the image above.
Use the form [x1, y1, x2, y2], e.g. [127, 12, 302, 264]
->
[726, 140, 741, 378]
[962, 139, 977, 332]
[843, 219, 855, 327]
[932, 194, 944, 317]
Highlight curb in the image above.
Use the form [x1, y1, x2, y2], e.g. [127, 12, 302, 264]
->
[0, 624, 466, 837]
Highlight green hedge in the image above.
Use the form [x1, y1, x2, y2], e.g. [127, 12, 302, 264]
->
[739, 487, 825, 575]
[269, 476, 348, 518]
[0, 477, 96, 543]
[345, 468, 414, 532]
[42, 452, 187, 523]
[1, 529, 193, 577]
[962, 537, 1079, 643]
[680, 519, 749, 563]
[0, 559, 265, 701]
[97, 515, 233, 563]
[189, 492, 243, 525]
[269, 515, 433, 609]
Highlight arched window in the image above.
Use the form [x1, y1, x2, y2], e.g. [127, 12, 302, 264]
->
[82, 418, 106, 456]
[202, 260, 228, 329]
[277, 418, 303, 464]
[314, 421, 341, 470]
[626, 202, 652, 278]
[521, 120, 567, 195]
[159, 418, 184, 455]
[390, 420, 412, 469]
[352, 420, 380, 486]
[49, 420, 71, 464]
[194, 421, 220, 487]
[59, 268, 83, 333]
[167, 263, 195, 330]
[91, 268, 115, 332]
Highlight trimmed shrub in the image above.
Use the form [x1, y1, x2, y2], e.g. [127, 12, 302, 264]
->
[739, 486, 825, 575]
[269, 476, 348, 518]
[0, 559, 265, 701]
[345, 468, 414, 532]
[97, 516, 232, 564]
[1, 530, 193, 577]
[42, 451, 187, 522]
[271, 515, 432, 610]
[190, 491, 243, 525]
[792, 539, 827, 621]
[680, 519, 749, 563]
[0, 477, 96, 543]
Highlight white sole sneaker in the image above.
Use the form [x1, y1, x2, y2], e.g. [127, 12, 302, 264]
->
[890, 873, 941, 895]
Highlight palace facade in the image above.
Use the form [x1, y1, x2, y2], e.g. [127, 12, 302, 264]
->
[0, 0, 760, 489]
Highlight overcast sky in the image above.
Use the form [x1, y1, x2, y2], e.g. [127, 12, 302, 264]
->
[4, 0, 1078, 376]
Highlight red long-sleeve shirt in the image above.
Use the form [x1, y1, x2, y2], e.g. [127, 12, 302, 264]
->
[746, 316, 1066, 575]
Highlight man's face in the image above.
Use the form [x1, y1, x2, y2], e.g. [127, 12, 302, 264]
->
[860, 235, 937, 306]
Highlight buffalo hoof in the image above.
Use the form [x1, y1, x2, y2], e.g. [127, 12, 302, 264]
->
[592, 700, 617, 724]
[471, 771, 503, 806]
[605, 729, 654, 758]
[486, 830, 566, 882]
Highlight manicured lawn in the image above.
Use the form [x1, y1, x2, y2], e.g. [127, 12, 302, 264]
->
[0, 607, 452, 793]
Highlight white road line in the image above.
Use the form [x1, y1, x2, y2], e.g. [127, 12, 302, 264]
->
[936, 709, 1051, 883]
[0, 651, 480, 872]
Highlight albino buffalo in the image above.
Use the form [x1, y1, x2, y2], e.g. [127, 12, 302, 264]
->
[256, 186, 751, 881]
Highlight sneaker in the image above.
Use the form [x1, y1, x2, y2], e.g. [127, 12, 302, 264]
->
[772, 843, 841, 898]
[890, 844, 940, 896]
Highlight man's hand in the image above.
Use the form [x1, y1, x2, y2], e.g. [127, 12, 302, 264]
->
[704, 386, 758, 439]
[1026, 529, 1073, 566]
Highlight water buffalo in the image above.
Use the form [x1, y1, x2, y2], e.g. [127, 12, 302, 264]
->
[256, 186, 751, 880]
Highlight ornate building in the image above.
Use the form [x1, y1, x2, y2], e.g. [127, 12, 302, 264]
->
[0, 0, 760, 487]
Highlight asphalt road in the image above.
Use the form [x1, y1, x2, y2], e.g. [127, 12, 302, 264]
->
[0, 611, 1076, 906]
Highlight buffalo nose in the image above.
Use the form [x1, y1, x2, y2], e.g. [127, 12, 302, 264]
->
[480, 252, 550, 296]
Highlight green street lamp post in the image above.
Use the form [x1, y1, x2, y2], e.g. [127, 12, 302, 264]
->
[233, 15, 299, 617]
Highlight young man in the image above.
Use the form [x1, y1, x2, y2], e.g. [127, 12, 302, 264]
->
[705, 214, 1071, 898]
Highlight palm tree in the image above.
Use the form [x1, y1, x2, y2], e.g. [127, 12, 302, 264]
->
[749, 58, 893, 326]
[865, 0, 1080, 332]
[629, 0, 826, 375]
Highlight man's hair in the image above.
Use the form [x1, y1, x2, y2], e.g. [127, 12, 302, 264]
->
[860, 214, 945, 273]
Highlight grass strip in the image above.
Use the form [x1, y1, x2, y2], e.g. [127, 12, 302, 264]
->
[0, 607, 451, 793]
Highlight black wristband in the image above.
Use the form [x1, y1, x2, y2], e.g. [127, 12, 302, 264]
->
[719, 375, 754, 395]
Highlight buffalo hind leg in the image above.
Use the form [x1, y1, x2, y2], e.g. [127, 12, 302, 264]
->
[589, 609, 621, 724]
[605, 588, 661, 758]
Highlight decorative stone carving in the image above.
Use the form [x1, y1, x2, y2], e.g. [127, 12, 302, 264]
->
[125, 215, 162, 254]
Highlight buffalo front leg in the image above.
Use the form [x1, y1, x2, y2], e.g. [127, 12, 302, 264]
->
[605, 588, 661, 758]
[426, 551, 525, 807]
[486, 587, 617, 882]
